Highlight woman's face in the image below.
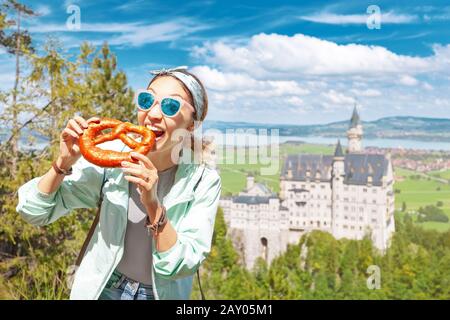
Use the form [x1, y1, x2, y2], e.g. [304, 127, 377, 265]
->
[137, 76, 195, 154]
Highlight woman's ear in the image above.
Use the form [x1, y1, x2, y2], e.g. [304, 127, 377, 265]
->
[187, 120, 195, 132]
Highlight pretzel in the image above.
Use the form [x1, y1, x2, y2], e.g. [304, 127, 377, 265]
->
[79, 118, 156, 167]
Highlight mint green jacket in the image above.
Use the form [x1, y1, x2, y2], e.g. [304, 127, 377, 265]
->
[16, 141, 221, 300]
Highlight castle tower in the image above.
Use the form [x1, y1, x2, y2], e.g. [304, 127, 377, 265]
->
[331, 140, 345, 235]
[347, 106, 363, 153]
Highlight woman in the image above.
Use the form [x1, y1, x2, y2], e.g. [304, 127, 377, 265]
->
[16, 66, 221, 300]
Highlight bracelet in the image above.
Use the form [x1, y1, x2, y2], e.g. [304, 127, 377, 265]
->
[145, 205, 168, 237]
[52, 161, 73, 176]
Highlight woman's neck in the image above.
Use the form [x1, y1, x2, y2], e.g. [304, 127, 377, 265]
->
[147, 147, 180, 172]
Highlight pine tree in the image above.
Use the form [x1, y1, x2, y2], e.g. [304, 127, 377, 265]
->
[0, 0, 36, 174]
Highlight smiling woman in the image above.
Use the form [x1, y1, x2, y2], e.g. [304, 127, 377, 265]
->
[16, 66, 221, 300]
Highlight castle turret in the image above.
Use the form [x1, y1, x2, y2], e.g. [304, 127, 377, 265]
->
[331, 140, 345, 234]
[246, 175, 255, 190]
[347, 106, 363, 153]
[332, 139, 345, 177]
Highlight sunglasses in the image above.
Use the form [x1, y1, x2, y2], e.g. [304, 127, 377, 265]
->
[135, 89, 195, 118]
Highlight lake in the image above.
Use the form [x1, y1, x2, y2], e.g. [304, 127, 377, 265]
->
[5, 131, 450, 152]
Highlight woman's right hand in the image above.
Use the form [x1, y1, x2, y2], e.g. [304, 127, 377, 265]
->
[57, 116, 100, 170]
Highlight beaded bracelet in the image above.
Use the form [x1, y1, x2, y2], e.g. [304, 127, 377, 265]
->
[145, 205, 168, 237]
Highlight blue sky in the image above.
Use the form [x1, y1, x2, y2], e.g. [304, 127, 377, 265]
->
[1, 0, 450, 125]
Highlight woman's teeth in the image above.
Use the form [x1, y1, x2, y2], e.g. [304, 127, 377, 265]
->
[146, 125, 165, 138]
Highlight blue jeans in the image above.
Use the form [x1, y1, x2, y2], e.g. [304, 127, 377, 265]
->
[99, 269, 155, 300]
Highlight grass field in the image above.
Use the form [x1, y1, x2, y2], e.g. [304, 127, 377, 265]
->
[218, 142, 450, 232]
[429, 169, 450, 181]
[394, 168, 450, 232]
[218, 143, 334, 195]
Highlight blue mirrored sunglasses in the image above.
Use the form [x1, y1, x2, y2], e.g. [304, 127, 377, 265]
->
[136, 91, 194, 117]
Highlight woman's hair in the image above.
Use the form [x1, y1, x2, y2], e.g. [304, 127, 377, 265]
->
[147, 70, 214, 165]
[147, 69, 208, 122]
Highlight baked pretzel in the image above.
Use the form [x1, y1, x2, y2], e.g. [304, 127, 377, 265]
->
[79, 118, 156, 167]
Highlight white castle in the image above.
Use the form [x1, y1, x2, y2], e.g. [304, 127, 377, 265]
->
[220, 107, 396, 269]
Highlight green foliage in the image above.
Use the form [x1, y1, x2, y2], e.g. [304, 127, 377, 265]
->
[0, 3, 137, 298]
[417, 206, 449, 223]
[191, 212, 450, 300]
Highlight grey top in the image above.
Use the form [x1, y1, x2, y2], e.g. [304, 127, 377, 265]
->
[116, 164, 178, 285]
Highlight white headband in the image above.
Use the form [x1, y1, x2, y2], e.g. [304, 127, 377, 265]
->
[149, 66, 205, 121]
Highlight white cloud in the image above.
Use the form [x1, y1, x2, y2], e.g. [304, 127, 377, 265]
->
[286, 96, 304, 106]
[299, 11, 418, 25]
[322, 89, 355, 105]
[399, 75, 419, 86]
[27, 18, 212, 47]
[350, 88, 382, 97]
[191, 66, 310, 97]
[35, 5, 52, 17]
[193, 33, 445, 78]
[188, 33, 450, 124]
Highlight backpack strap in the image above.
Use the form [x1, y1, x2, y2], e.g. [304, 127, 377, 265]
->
[75, 169, 107, 267]
[194, 165, 206, 300]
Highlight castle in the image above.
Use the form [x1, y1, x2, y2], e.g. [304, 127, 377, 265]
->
[219, 107, 396, 269]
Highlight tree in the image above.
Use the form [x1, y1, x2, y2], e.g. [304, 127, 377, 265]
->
[86, 42, 135, 122]
[0, 0, 37, 174]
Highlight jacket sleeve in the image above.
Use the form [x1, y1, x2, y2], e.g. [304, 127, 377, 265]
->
[152, 168, 221, 280]
[16, 157, 105, 227]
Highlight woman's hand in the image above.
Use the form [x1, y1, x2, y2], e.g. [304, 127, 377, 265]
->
[57, 116, 100, 170]
[122, 152, 160, 212]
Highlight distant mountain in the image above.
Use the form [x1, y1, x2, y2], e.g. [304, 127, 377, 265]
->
[2, 116, 450, 149]
[203, 116, 450, 142]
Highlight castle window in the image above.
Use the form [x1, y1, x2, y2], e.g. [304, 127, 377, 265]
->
[372, 189, 377, 194]
[372, 199, 376, 204]
[321, 185, 325, 189]
[371, 218, 377, 223]
[359, 207, 364, 212]
[363, 188, 367, 193]
[344, 187, 348, 191]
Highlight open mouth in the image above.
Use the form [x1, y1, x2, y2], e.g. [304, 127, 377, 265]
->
[146, 125, 165, 139]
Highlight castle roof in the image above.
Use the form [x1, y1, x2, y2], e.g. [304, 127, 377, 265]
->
[245, 182, 272, 195]
[334, 139, 344, 157]
[349, 106, 360, 128]
[233, 195, 278, 205]
[281, 153, 390, 186]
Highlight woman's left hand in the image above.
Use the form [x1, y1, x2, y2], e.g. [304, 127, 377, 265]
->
[122, 152, 159, 210]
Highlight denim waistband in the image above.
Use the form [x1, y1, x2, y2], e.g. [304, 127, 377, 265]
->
[109, 269, 153, 289]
